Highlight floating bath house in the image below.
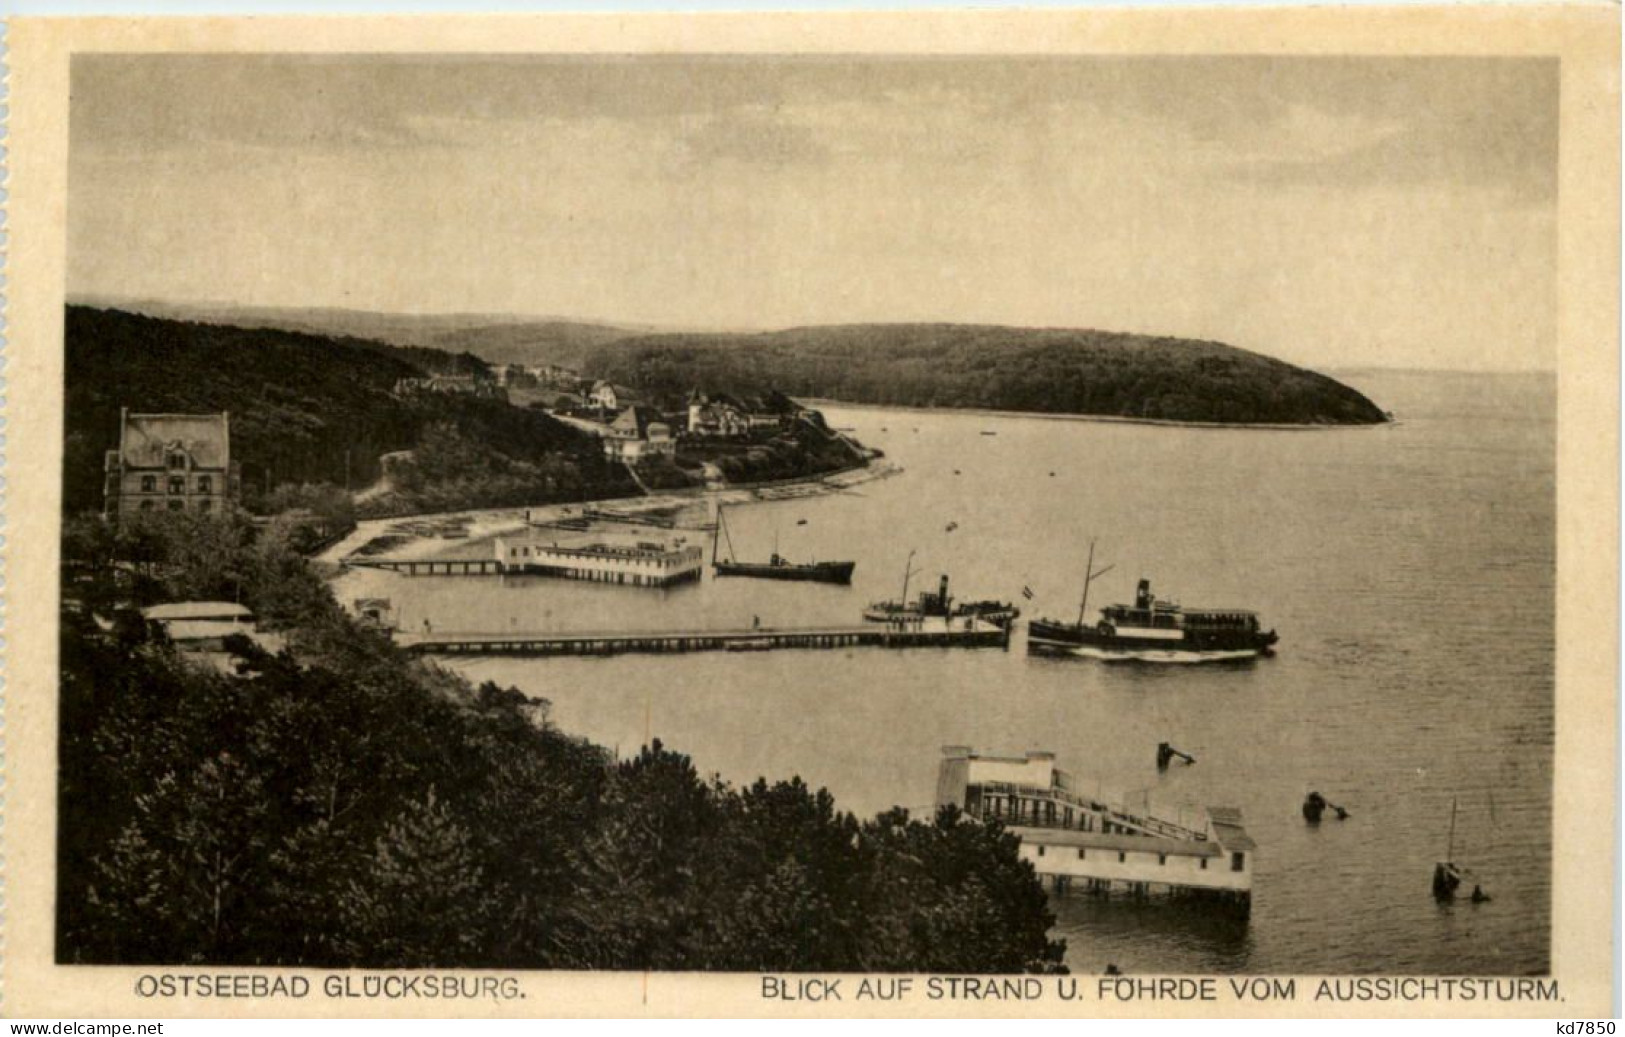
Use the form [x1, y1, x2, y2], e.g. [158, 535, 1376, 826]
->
[936, 746, 1255, 912]
[492, 529, 704, 587]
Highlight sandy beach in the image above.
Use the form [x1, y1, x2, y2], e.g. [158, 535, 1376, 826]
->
[319, 456, 900, 567]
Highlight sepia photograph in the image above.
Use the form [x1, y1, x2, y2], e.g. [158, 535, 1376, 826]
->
[5, 7, 1618, 1020]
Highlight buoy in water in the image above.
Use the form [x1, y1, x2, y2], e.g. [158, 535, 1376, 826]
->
[1157, 742, 1196, 770]
[1303, 791, 1327, 823]
[1304, 791, 1349, 822]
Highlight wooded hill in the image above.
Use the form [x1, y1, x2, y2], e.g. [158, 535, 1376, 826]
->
[584, 324, 1389, 426]
[72, 300, 1388, 425]
[64, 306, 637, 517]
[72, 296, 643, 372]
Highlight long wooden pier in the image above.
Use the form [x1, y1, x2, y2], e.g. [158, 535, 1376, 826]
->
[397, 619, 1011, 657]
[350, 557, 502, 576]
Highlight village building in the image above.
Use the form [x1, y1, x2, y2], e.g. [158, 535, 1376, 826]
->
[530, 363, 581, 388]
[686, 390, 802, 437]
[936, 746, 1254, 910]
[686, 391, 750, 437]
[741, 394, 791, 431]
[391, 374, 505, 399]
[140, 601, 259, 650]
[589, 380, 638, 412]
[354, 597, 399, 631]
[602, 404, 676, 462]
[495, 364, 539, 389]
[104, 409, 240, 518]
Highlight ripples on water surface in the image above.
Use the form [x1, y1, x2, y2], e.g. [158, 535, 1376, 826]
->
[336, 370, 1554, 975]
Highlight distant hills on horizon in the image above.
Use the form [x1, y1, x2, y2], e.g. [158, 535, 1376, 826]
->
[69, 295, 1546, 379]
[67, 294, 656, 371]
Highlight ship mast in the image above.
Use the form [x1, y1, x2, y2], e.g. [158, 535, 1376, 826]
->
[901, 549, 919, 605]
[1446, 795, 1458, 863]
[711, 501, 721, 565]
[1076, 539, 1116, 627]
[713, 501, 738, 565]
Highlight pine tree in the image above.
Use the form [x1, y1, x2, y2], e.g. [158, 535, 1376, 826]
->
[340, 788, 486, 968]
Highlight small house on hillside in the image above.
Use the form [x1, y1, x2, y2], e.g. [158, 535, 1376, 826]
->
[590, 381, 637, 412]
[603, 404, 675, 463]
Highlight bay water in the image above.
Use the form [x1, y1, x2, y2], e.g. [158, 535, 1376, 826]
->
[334, 370, 1554, 975]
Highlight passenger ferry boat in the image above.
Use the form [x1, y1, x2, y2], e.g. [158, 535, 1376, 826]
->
[1028, 543, 1277, 660]
[863, 553, 1021, 628]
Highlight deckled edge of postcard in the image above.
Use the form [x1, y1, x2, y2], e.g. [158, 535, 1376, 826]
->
[0, 14, 10, 1019]
[3, 6, 1618, 1019]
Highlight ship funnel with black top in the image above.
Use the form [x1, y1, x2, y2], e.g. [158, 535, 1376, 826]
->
[1136, 579, 1153, 609]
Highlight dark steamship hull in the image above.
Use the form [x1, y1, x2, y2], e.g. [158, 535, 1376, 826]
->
[713, 560, 856, 584]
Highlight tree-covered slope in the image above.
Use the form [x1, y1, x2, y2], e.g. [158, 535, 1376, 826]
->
[64, 306, 635, 516]
[427, 320, 640, 369]
[59, 512, 1066, 971]
[584, 324, 1388, 425]
[72, 296, 643, 369]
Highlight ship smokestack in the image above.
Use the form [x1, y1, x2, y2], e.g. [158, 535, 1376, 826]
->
[1137, 579, 1152, 609]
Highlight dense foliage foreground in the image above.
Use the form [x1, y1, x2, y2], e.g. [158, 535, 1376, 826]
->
[58, 512, 1066, 972]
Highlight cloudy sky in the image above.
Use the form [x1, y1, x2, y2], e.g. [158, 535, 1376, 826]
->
[69, 55, 1557, 370]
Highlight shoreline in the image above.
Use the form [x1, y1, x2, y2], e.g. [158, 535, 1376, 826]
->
[801, 398, 1395, 432]
[319, 455, 899, 567]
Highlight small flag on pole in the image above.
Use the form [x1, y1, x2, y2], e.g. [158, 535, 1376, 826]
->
[1022, 586, 1035, 600]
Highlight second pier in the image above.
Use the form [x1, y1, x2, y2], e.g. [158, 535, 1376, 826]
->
[397, 618, 1011, 657]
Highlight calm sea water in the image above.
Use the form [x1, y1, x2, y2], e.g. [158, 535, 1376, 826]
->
[335, 370, 1555, 975]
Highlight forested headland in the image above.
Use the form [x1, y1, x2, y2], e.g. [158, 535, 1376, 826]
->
[73, 301, 1389, 429]
[583, 324, 1389, 426]
[64, 306, 640, 519]
[58, 511, 1066, 971]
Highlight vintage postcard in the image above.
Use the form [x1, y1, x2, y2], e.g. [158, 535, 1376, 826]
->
[4, 7, 1619, 1019]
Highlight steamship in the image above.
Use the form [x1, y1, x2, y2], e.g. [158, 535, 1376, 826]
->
[710, 502, 855, 584]
[863, 554, 1020, 628]
[1028, 544, 1277, 660]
